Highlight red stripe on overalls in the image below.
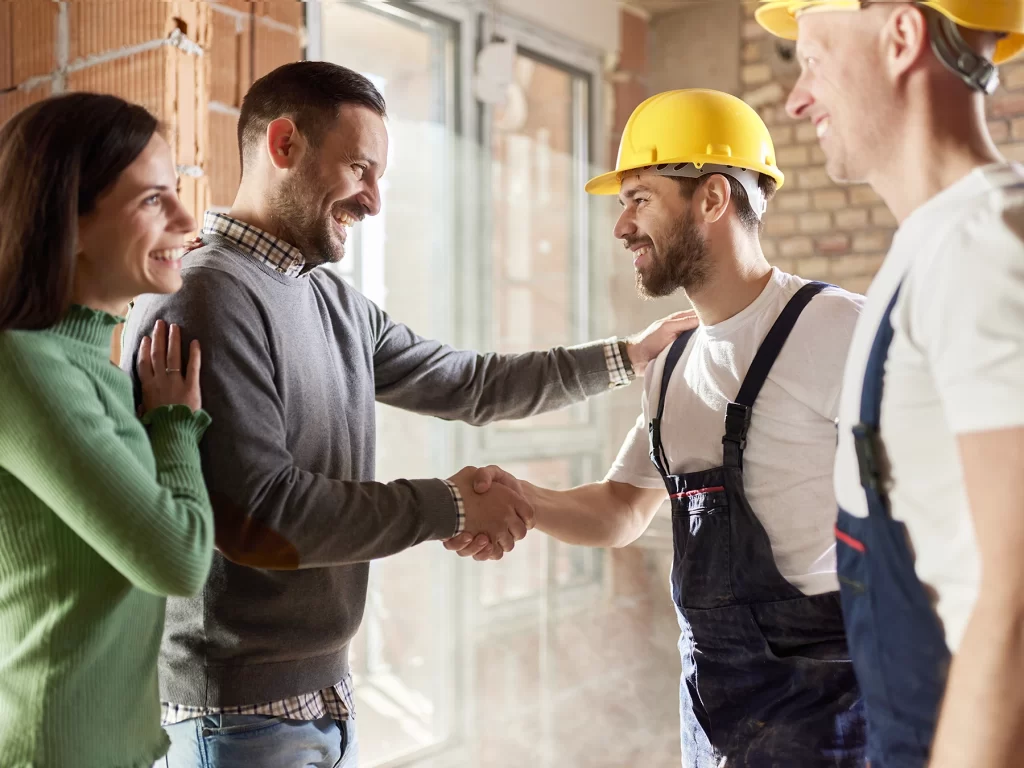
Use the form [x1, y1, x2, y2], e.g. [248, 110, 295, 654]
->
[670, 486, 725, 500]
[835, 526, 866, 553]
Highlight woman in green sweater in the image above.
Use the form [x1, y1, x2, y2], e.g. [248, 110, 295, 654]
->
[0, 93, 215, 767]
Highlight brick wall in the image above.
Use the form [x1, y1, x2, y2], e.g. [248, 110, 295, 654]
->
[0, 1, 304, 361]
[737, 3, 1024, 294]
[0, 1, 305, 221]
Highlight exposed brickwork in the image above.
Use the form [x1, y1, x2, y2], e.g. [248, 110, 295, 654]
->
[0, 1, 306, 362]
[1, 1, 306, 213]
[734, 2, 1024, 293]
[610, 7, 650, 165]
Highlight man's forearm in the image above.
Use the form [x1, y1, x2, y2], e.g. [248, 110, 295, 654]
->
[525, 480, 649, 548]
[928, 595, 1024, 768]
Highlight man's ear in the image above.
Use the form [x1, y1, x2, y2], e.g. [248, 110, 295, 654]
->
[266, 117, 304, 171]
[881, 5, 931, 82]
[698, 175, 731, 224]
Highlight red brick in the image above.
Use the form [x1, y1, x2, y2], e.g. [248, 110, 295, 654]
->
[839, 275, 873, 295]
[798, 255, 831, 279]
[67, 48, 170, 121]
[68, 1, 169, 62]
[777, 145, 810, 168]
[618, 8, 648, 74]
[853, 231, 891, 253]
[743, 82, 785, 110]
[770, 124, 795, 146]
[988, 92, 1024, 119]
[799, 212, 831, 233]
[796, 168, 833, 189]
[813, 189, 847, 210]
[11, 2, 57, 84]
[743, 19, 766, 40]
[216, 0, 256, 13]
[795, 122, 818, 143]
[0, 83, 51, 127]
[253, 24, 301, 81]
[208, 109, 242, 208]
[609, 135, 622, 167]
[871, 206, 897, 227]
[1003, 63, 1024, 91]
[210, 10, 251, 106]
[742, 63, 772, 86]
[0, 4, 11, 90]
[816, 234, 850, 254]
[989, 119, 1010, 143]
[765, 213, 797, 237]
[862, 252, 886, 275]
[1001, 142, 1024, 162]
[777, 191, 810, 212]
[173, 44, 201, 168]
[831, 254, 870, 278]
[614, 78, 648, 133]
[835, 208, 869, 229]
[780, 236, 813, 257]
[743, 42, 761, 64]
[255, 1, 304, 29]
[849, 185, 880, 205]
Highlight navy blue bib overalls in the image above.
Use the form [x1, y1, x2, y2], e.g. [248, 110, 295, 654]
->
[835, 284, 951, 767]
[650, 283, 866, 767]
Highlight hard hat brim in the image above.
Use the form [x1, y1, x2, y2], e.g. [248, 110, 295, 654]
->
[585, 158, 786, 196]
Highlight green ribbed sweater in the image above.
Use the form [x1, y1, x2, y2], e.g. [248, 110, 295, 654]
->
[0, 305, 215, 768]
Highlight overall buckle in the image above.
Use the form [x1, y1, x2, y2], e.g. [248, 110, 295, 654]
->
[722, 402, 751, 449]
[852, 422, 884, 493]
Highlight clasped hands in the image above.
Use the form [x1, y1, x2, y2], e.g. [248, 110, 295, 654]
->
[443, 465, 530, 561]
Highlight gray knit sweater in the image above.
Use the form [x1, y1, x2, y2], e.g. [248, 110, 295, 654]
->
[120, 235, 620, 708]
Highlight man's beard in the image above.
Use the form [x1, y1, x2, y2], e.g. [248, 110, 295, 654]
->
[269, 161, 344, 267]
[635, 212, 711, 299]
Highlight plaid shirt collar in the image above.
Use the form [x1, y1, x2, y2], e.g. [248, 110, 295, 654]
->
[202, 211, 307, 278]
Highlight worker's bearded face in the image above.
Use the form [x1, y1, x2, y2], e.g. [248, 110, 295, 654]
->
[625, 206, 711, 298]
[616, 173, 712, 299]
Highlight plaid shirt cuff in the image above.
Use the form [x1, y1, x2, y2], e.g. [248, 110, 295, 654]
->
[604, 340, 635, 388]
[444, 480, 466, 535]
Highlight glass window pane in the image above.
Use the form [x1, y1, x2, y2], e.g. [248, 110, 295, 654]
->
[318, 6, 460, 766]
[476, 456, 603, 609]
[488, 54, 590, 431]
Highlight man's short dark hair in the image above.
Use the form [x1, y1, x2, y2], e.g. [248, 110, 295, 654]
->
[675, 173, 778, 233]
[237, 61, 387, 176]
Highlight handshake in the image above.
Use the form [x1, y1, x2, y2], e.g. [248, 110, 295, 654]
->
[443, 465, 533, 561]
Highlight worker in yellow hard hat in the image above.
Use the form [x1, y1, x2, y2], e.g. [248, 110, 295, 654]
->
[452, 88, 868, 766]
[757, 2, 1024, 767]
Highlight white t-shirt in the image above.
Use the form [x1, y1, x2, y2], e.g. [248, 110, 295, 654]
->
[607, 268, 864, 595]
[834, 163, 1024, 653]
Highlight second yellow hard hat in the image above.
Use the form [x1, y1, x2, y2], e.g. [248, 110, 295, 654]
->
[585, 89, 784, 199]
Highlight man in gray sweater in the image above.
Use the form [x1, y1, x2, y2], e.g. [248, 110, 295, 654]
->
[122, 61, 690, 767]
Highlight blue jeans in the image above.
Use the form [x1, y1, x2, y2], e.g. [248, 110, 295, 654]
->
[159, 714, 358, 768]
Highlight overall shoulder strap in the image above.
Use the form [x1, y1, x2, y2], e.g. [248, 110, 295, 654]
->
[723, 281, 829, 468]
[649, 328, 699, 476]
[853, 283, 903, 516]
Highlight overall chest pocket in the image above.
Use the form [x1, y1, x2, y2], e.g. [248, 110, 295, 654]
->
[671, 486, 732, 608]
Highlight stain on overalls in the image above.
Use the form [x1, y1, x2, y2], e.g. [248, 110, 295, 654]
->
[649, 282, 867, 767]
[835, 283, 951, 768]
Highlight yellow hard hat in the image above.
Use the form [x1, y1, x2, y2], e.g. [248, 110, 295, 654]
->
[585, 89, 785, 212]
[755, 1, 1024, 64]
